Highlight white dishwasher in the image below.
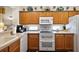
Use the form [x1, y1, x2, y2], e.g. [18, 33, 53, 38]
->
[20, 32, 27, 52]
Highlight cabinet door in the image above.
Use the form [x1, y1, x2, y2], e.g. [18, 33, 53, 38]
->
[76, 12, 79, 15]
[39, 12, 46, 17]
[0, 47, 8, 52]
[28, 33, 39, 51]
[53, 12, 59, 24]
[65, 34, 73, 51]
[9, 39, 20, 52]
[55, 34, 65, 51]
[39, 12, 53, 17]
[19, 11, 31, 25]
[60, 12, 68, 24]
[53, 12, 68, 24]
[0, 7, 5, 14]
[19, 11, 40, 24]
[45, 12, 53, 17]
[68, 11, 77, 17]
[30, 12, 39, 24]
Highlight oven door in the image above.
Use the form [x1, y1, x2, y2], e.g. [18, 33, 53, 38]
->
[39, 40, 55, 51]
[40, 31, 53, 40]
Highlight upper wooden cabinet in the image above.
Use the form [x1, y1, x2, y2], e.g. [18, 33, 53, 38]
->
[53, 12, 68, 24]
[76, 12, 79, 15]
[30, 12, 39, 24]
[68, 11, 76, 17]
[19, 11, 30, 24]
[19, 11, 69, 24]
[39, 12, 53, 17]
[68, 11, 79, 17]
[0, 7, 5, 14]
[19, 11, 40, 24]
[19, 11, 53, 24]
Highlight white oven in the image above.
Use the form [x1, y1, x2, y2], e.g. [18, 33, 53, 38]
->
[39, 17, 55, 51]
[39, 40, 55, 51]
[39, 32, 55, 51]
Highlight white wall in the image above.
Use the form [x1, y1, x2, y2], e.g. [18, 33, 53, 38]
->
[3, 7, 20, 25]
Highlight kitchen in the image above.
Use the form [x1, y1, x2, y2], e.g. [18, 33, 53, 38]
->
[0, 6, 79, 52]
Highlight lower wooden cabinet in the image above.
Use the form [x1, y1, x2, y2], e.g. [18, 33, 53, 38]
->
[28, 33, 39, 52]
[55, 34, 74, 52]
[0, 39, 20, 52]
[0, 47, 8, 52]
[9, 39, 20, 52]
[65, 35, 73, 51]
[55, 34, 65, 51]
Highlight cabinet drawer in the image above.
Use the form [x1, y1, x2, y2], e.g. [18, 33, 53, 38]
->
[28, 33, 39, 38]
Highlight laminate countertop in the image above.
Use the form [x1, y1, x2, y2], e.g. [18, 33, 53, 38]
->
[0, 31, 25, 51]
[26, 30, 74, 34]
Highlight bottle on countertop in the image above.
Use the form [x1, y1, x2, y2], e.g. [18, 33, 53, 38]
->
[63, 25, 66, 30]
[10, 25, 16, 35]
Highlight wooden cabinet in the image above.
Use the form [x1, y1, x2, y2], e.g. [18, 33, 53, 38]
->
[19, 11, 53, 24]
[39, 12, 53, 17]
[60, 12, 68, 24]
[53, 12, 59, 24]
[55, 34, 74, 51]
[68, 11, 77, 17]
[0, 7, 5, 14]
[0, 39, 20, 52]
[19, 11, 30, 24]
[28, 33, 39, 52]
[19, 11, 69, 24]
[19, 11, 40, 24]
[75, 11, 79, 15]
[9, 39, 20, 52]
[65, 34, 73, 50]
[55, 34, 65, 51]
[0, 47, 8, 52]
[30, 12, 39, 24]
[53, 12, 68, 24]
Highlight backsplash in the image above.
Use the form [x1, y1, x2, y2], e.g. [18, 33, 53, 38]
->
[24, 24, 39, 31]
[24, 24, 68, 31]
[52, 24, 64, 31]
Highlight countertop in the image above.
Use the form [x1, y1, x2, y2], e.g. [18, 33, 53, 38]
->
[26, 30, 74, 34]
[0, 31, 25, 50]
[0, 30, 74, 51]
